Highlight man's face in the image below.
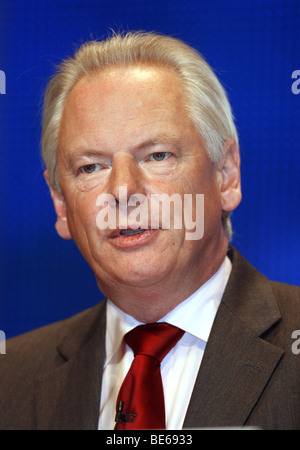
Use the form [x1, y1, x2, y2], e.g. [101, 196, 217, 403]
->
[51, 65, 240, 309]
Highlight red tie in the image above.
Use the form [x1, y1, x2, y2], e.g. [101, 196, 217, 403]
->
[115, 323, 185, 430]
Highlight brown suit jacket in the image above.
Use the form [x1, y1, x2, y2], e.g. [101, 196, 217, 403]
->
[0, 247, 299, 430]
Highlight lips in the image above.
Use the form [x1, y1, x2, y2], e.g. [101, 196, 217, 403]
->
[107, 227, 158, 249]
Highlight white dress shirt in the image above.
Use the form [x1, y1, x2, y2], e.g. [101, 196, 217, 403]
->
[98, 256, 232, 430]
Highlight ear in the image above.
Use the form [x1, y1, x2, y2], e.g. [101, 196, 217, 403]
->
[218, 139, 242, 212]
[44, 170, 72, 240]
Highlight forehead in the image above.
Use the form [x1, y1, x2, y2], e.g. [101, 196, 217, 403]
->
[70, 63, 184, 101]
[65, 64, 186, 117]
[58, 65, 195, 152]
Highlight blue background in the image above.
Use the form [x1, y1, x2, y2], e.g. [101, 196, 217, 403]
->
[0, 0, 299, 338]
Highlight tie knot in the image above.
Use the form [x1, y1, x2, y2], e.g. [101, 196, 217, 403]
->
[125, 322, 184, 362]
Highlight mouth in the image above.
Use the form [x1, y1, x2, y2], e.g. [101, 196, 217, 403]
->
[108, 227, 158, 248]
[118, 228, 146, 237]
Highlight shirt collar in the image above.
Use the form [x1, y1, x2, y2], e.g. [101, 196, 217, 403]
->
[104, 256, 232, 366]
[159, 256, 232, 341]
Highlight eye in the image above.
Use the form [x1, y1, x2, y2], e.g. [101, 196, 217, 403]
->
[149, 152, 172, 162]
[79, 163, 102, 174]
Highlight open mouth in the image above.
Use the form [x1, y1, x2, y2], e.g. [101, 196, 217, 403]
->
[118, 228, 146, 237]
[108, 227, 157, 248]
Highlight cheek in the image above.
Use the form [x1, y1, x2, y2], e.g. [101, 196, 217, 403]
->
[180, 167, 222, 228]
[202, 184, 223, 234]
[65, 191, 99, 241]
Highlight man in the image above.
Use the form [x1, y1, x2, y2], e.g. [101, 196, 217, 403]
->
[0, 31, 299, 430]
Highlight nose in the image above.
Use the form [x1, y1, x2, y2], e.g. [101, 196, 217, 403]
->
[107, 152, 146, 203]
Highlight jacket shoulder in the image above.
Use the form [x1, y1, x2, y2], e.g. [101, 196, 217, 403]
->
[1, 301, 106, 379]
[270, 280, 300, 299]
[269, 280, 300, 333]
[0, 301, 106, 429]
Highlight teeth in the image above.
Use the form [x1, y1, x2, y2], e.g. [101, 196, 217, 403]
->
[119, 229, 145, 236]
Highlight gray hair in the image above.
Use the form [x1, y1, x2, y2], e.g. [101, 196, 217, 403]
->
[41, 31, 238, 240]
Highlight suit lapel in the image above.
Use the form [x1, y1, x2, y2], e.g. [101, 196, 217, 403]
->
[35, 301, 107, 430]
[184, 248, 284, 429]
[183, 303, 283, 428]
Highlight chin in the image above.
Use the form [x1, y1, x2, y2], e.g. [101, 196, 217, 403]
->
[103, 260, 171, 289]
